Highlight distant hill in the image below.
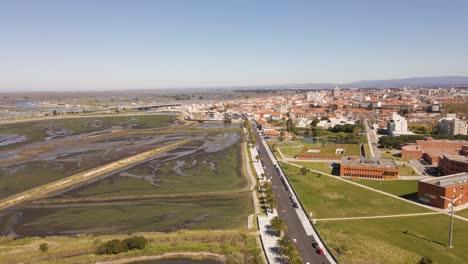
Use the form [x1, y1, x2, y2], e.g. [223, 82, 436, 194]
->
[241, 76, 468, 90]
[342, 76, 468, 88]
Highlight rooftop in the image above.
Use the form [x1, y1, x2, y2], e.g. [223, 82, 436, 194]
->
[421, 172, 468, 187]
[341, 156, 397, 168]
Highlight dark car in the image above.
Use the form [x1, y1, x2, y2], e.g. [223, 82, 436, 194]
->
[312, 242, 319, 248]
[292, 202, 298, 208]
[316, 247, 324, 255]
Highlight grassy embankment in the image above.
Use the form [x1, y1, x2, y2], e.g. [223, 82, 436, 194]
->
[280, 162, 468, 264]
[0, 229, 262, 264]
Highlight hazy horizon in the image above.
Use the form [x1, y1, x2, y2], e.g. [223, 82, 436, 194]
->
[1, 0, 468, 91]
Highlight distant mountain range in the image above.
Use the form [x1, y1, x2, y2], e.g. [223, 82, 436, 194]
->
[240, 76, 468, 90]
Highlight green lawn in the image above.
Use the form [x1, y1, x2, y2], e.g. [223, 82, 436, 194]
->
[317, 214, 468, 264]
[280, 162, 429, 218]
[298, 142, 360, 157]
[278, 146, 303, 157]
[349, 179, 418, 197]
[456, 209, 468, 219]
[398, 165, 420, 176]
[381, 149, 411, 162]
[292, 161, 334, 174]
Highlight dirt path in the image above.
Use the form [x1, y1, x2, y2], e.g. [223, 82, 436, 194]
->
[0, 139, 191, 211]
[94, 252, 226, 264]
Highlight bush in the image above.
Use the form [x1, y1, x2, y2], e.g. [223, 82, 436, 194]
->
[96, 239, 129, 255]
[39, 243, 48, 253]
[417, 256, 434, 264]
[123, 236, 148, 250]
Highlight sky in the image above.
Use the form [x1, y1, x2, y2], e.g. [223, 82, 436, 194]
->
[1, 0, 468, 91]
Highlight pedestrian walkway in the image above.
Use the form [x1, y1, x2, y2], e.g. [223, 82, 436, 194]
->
[258, 211, 282, 264]
[315, 212, 442, 222]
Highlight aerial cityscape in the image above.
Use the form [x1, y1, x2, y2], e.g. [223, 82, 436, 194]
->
[1, 1, 467, 264]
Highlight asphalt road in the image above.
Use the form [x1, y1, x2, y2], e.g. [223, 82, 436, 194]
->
[365, 119, 381, 158]
[251, 122, 330, 264]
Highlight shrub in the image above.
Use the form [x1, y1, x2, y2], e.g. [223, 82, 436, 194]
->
[123, 236, 148, 250]
[96, 239, 129, 255]
[39, 243, 48, 253]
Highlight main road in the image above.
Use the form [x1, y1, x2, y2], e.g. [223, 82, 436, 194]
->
[250, 121, 330, 264]
[365, 119, 381, 158]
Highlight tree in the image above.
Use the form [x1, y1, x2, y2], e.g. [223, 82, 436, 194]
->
[417, 256, 434, 264]
[270, 216, 287, 236]
[123, 236, 148, 250]
[255, 155, 259, 161]
[276, 236, 294, 256]
[310, 118, 320, 128]
[279, 131, 285, 141]
[39, 243, 48, 253]
[300, 167, 310, 176]
[52, 110, 58, 116]
[96, 239, 129, 255]
[286, 118, 293, 132]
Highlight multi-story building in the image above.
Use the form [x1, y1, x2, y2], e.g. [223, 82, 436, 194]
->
[437, 113, 467, 135]
[418, 172, 468, 209]
[340, 156, 399, 180]
[387, 112, 412, 136]
[439, 155, 468, 175]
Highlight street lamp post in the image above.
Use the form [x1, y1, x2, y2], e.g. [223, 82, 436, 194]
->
[440, 195, 463, 248]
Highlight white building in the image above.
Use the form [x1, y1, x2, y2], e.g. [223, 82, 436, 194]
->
[387, 112, 413, 136]
[438, 114, 467, 135]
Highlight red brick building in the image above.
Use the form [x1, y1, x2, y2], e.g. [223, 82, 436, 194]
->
[439, 155, 468, 175]
[340, 156, 399, 180]
[418, 173, 468, 209]
[401, 137, 467, 166]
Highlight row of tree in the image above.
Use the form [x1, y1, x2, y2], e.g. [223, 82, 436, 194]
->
[379, 134, 468, 148]
[270, 216, 301, 264]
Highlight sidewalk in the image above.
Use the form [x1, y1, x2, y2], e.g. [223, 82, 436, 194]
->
[258, 211, 282, 264]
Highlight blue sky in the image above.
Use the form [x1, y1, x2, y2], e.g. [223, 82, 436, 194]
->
[1, 0, 467, 90]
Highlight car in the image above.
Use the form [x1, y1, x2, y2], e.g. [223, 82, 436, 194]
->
[312, 242, 319, 248]
[316, 247, 324, 255]
[292, 202, 298, 208]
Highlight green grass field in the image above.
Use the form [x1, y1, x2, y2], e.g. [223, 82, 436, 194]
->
[381, 150, 411, 162]
[298, 142, 360, 157]
[456, 209, 468, 219]
[6, 194, 253, 237]
[292, 161, 334, 174]
[317, 214, 468, 264]
[280, 162, 429, 218]
[349, 179, 418, 197]
[397, 165, 420, 176]
[278, 146, 303, 157]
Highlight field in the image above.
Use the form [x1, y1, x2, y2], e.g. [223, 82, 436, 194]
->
[0, 229, 262, 264]
[397, 165, 420, 176]
[317, 214, 468, 264]
[381, 149, 411, 162]
[457, 209, 468, 218]
[280, 162, 429, 218]
[297, 142, 360, 158]
[349, 179, 418, 198]
[292, 161, 334, 174]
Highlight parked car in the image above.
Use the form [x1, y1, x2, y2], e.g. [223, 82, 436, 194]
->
[312, 242, 319, 248]
[292, 202, 298, 208]
[316, 247, 324, 255]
